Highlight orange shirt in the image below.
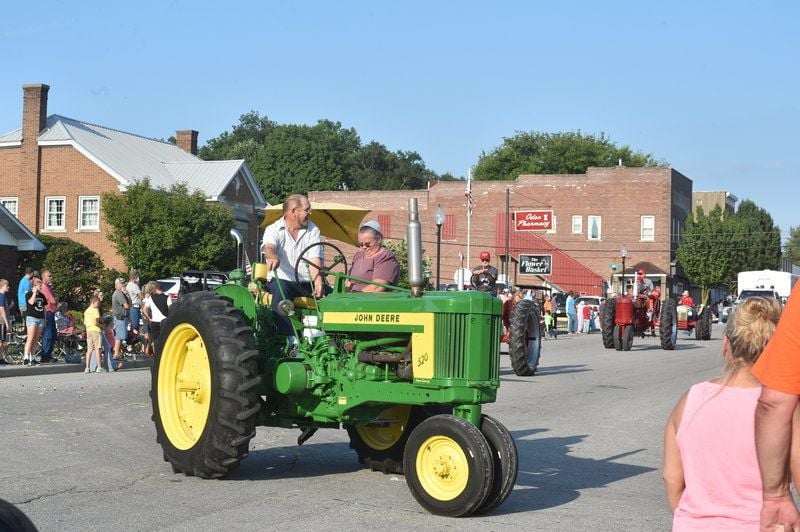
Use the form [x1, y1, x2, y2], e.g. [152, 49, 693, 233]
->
[751, 282, 800, 394]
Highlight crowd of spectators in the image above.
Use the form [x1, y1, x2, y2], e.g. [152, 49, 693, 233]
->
[0, 267, 166, 371]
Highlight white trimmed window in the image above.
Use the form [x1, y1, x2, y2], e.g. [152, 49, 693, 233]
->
[571, 215, 582, 234]
[588, 215, 602, 241]
[78, 196, 100, 230]
[44, 196, 66, 231]
[0, 197, 18, 217]
[640, 215, 655, 241]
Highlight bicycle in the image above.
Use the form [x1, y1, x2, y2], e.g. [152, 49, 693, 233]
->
[3, 323, 40, 364]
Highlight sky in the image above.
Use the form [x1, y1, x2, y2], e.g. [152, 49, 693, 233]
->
[2, 1, 797, 241]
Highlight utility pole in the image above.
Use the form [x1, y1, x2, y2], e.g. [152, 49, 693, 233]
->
[505, 188, 510, 280]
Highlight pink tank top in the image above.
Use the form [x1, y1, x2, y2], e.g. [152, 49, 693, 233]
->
[673, 381, 762, 531]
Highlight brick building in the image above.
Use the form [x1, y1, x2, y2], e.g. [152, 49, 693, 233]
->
[691, 190, 738, 217]
[0, 84, 267, 270]
[313, 166, 695, 297]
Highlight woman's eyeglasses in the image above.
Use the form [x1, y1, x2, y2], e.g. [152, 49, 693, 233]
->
[358, 241, 374, 248]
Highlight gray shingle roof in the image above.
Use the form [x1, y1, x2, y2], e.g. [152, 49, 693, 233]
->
[0, 203, 45, 251]
[0, 115, 267, 207]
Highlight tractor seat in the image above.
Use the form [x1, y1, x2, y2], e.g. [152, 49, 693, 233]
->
[260, 292, 317, 309]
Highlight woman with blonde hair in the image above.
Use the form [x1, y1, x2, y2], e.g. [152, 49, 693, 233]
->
[663, 297, 785, 530]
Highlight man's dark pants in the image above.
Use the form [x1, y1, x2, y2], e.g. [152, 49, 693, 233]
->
[268, 279, 316, 336]
[41, 311, 56, 361]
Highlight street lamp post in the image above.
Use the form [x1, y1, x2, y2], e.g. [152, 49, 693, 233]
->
[434, 205, 446, 289]
[621, 244, 628, 296]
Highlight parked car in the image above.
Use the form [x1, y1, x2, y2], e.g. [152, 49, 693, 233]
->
[720, 305, 732, 323]
[158, 271, 227, 302]
[552, 292, 568, 320]
[721, 289, 780, 323]
[575, 296, 602, 313]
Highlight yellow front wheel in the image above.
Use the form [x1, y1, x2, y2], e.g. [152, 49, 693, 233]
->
[403, 414, 494, 517]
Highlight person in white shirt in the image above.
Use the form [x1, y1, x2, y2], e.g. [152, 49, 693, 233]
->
[262, 194, 325, 336]
[126, 271, 142, 335]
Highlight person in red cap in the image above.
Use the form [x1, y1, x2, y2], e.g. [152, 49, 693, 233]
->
[472, 251, 499, 295]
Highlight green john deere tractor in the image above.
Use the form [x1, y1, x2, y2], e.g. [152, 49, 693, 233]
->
[150, 199, 519, 517]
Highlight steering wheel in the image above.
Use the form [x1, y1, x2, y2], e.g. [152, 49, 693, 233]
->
[294, 242, 349, 290]
[470, 271, 497, 292]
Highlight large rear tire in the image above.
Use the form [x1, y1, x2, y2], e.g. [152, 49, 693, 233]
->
[473, 415, 518, 515]
[404, 415, 494, 517]
[699, 307, 712, 340]
[508, 299, 542, 376]
[601, 298, 616, 349]
[151, 292, 261, 478]
[660, 298, 678, 350]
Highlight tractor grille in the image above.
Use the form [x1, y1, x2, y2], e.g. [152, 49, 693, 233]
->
[434, 313, 500, 381]
[435, 313, 467, 379]
[489, 315, 500, 380]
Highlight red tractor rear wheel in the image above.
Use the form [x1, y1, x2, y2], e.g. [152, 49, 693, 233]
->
[660, 299, 678, 350]
[601, 298, 616, 349]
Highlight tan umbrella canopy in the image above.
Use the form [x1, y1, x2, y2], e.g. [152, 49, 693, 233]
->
[260, 202, 371, 245]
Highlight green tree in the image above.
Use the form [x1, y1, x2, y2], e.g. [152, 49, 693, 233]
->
[101, 180, 236, 280]
[384, 239, 432, 290]
[785, 226, 800, 265]
[17, 235, 109, 310]
[352, 142, 436, 190]
[676, 206, 739, 304]
[200, 112, 444, 203]
[733, 199, 782, 271]
[473, 131, 664, 180]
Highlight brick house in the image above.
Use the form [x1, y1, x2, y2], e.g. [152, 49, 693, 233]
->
[312, 166, 695, 297]
[0, 84, 267, 271]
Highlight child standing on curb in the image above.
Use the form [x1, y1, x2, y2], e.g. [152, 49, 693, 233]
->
[544, 309, 557, 339]
[83, 296, 105, 373]
[662, 297, 785, 530]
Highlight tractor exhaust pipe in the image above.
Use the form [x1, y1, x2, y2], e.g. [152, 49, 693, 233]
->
[407, 198, 423, 297]
[230, 228, 244, 270]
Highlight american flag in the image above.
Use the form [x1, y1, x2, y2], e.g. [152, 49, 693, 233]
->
[244, 252, 252, 275]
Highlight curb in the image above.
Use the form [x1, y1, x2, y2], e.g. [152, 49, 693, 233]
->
[0, 357, 153, 378]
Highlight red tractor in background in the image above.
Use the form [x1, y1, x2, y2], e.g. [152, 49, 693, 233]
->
[601, 292, 713, 351]
[601, 292, 678, 351]
[677, 303, 713, 340]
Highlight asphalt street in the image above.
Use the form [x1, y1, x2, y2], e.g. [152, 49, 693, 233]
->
[0, 325, 724, 531]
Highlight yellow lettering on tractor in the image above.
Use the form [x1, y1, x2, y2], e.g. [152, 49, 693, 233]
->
[322, 312, 435, 379]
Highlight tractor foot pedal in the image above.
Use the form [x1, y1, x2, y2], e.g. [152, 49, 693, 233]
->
[297, 427, 317, 446]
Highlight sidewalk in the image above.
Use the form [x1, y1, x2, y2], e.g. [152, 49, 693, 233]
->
[0, 356, 153, 378]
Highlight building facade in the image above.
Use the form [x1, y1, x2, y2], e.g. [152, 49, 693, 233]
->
[0, 84, 267, 270]
[691, 190, 738, 218]
[313, 166, 695, 297]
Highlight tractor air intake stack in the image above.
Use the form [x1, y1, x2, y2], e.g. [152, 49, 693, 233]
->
[407, 198, 423, 297]
[229, 228, 244, 270]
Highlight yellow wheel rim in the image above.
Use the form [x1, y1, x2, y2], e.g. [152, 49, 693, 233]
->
[416, 435, 469, 501]
[158, 323, 212, 450]
[355, 405, 412, 451]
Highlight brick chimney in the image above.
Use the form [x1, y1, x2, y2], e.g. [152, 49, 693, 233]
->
[175, 130, 199, 155]
[21, 83, 50, 232]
